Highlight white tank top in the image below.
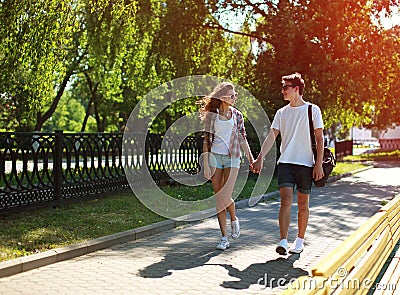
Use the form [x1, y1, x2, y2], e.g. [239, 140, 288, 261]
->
[211, 109, 234, 155]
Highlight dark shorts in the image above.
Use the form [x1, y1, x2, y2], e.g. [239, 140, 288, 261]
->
[277, 163, 313, 194]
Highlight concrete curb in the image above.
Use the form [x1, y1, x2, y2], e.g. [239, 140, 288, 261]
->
[0, 166, 372, 278]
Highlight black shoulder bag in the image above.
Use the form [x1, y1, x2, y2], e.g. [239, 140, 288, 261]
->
[308, 105, 336, 187]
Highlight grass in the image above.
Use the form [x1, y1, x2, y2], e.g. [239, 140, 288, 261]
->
[343, 149, 400, 162]
[0, 161, 369, 262]
[0, 192, 165, 262]
[331, 161, 368, 176]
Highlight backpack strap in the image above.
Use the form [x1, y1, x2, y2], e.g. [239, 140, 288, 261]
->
[308, 104, 317, 161]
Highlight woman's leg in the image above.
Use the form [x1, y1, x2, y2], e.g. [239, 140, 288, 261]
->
[212, 167, 239, 236]
[211, 168, 227, 237]
[222, 168, 239, 221]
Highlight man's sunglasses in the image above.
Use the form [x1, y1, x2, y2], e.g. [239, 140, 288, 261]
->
[282, 85, 297, 91]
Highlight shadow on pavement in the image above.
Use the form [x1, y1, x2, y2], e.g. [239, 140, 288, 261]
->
[214, 254, 307, 290]
[138, 249, 221, 278]
[125, 163, 399, 289]
[309, 174, 398, 237]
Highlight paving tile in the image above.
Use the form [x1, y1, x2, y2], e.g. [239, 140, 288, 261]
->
[0, 165, 399, 294]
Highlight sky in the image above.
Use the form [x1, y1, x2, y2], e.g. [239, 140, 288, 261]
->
[380, 6, 400, 29]
[217, 3, 400, 31]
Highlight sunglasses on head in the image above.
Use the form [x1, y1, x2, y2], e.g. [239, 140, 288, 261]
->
[282, 84, 297, 91]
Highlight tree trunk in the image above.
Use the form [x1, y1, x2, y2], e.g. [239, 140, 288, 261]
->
[81, 72, 98, 132]
[81, 99, 93, 132]
[93, 97, 103, 132]
[34, 70, 73, 131]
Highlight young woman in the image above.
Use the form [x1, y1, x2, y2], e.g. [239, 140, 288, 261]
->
[198, 82, 254, 250]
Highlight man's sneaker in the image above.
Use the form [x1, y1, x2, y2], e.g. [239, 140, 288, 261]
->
[231, 218, 240, 239]
[216, 238, 230, 250]
[289, 238, 304, 254]
[276, 239, 289, 255]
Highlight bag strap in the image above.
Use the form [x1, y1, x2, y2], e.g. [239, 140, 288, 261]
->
[308, 104, 317, 161]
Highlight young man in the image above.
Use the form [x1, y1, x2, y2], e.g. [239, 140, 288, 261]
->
[252, 72, 324, 255]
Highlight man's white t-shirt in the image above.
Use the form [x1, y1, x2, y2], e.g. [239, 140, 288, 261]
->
[271, 102, 324, 167]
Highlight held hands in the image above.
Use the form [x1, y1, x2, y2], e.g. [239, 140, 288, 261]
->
[250, 155, 263, 174]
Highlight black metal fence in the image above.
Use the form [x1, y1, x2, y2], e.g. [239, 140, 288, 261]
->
[0, 131, 205, 216]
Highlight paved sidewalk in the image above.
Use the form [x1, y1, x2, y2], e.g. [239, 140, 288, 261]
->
[0, 164, 399, 295]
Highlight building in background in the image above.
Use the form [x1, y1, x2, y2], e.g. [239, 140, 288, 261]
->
[351, 125, 400, 151]
[379, 125, 400, 151]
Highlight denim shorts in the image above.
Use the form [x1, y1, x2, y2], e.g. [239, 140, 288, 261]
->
[277, 163, 313, 194]
[209, 153, 241, 169]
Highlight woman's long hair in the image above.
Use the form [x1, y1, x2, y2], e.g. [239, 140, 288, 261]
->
[197, 82, 235, 123]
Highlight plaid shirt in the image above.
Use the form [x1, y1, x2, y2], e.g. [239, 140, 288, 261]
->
[204, 108, 247, 158]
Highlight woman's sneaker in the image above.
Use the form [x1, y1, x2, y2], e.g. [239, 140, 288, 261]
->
[276, 239, 289, 255]
[231, 218, 240, 239]
[216, 238, 230, 250]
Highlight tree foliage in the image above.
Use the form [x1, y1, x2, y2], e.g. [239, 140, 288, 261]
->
[212, 0, 400, 136]
[0, 0, 79, 131]
[1, 0, 399, 136]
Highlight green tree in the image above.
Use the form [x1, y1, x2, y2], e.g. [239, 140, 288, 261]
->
[211, 0, 400, 136]
[41, 92, 96, 132]
[118, 0, 252, 134]
[5, 0, 397, 135]
[0, 0, 79, 131]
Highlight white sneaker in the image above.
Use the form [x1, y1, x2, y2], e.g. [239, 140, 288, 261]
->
[276, 239, 289, 255]
[231, 218, 240, 239]
[289, 238, 304, 254]
[216, 238, 230, 250]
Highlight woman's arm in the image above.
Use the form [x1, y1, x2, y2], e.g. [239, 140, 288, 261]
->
[203, 132, 212, 180]
[240, 139, 254, 163]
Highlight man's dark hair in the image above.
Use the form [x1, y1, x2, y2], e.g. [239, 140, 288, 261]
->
[282, 72, 305, 95]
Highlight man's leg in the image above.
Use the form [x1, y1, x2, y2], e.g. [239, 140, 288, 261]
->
[297, 192, 310, 239]
[279, 187, 294, 240]
[288, 192, 309, 254]
[276, 163, 295, 255]
[294, 164, 312, 240]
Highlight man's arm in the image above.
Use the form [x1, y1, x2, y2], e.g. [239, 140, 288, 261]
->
[251, 128, 279, 173]
[313, 128, 324, 180]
